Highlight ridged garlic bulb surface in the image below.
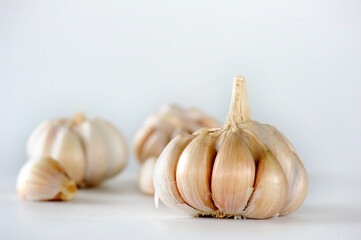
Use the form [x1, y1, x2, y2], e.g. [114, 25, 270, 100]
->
[27, 113, 128, 187]
[133, 105, 220, 194]
[153, 76, 308, 219]
[17, 157, 77, 201]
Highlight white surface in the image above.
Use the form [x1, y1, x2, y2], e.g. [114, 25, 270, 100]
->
[1, 172, 360, 240]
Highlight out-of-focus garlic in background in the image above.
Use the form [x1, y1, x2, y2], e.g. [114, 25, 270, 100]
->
[134, 105, 220, 195]
[153, 76, 308, 219]
[26, 113, 128, 187]
[17, 157, 77, 201]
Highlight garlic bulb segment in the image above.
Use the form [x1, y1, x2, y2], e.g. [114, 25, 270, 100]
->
[139, 157, 157, 195]
[279, 155, 308, 215]
[243, 150, 287, 219]
[153, 134, 199, 215]
[176, 133, 217, 212]
[140, 130, 171, 161]
[50, 127, 86, 184]
[153, 76, 308, 219]
[17, 157, 77, 201]
[211, 131, 255, 214]
[27, 113, 128, 187]
[135, 105, 220, 195]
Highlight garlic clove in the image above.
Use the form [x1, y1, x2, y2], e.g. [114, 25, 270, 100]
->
[242, 122, 296, 184]
[133, 120, 157, 163]
[211, 131, 255, 214]
[28, 123, 60, 158]
[92, 119, 128, 179]
[243, 150, 288, 219]
[140, 130, 171, 161]
[73, 121, 109, 186]
[176, 134, 218, 212]
[279, 154, 308, 215]
[242, 130, 263, 164]
[242, 122, 298, 205]
[17, 157, 77, 201]
[153, 134, 198, 215]
[250, 123, 307, 215]
[27, 119, 71, 155]
[139, 157, 157, 195]
[50, 127, 86, 184]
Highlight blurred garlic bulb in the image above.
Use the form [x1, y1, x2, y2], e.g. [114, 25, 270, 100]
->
[17, 157, 77, 201]
[27, 113, 128, 187]
[134, 105, 220, 194]
[154, 76, 308, 219]
[139, 157, 157, 195]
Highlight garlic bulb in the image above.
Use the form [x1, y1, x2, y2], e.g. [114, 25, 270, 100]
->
[17, 157, 77, 201]
[27, 113, 128, 187]
[134, 105, 220, 194]
[153, 76, 308, 219]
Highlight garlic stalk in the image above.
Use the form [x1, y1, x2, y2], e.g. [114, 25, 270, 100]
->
[153, 76, 308, 219]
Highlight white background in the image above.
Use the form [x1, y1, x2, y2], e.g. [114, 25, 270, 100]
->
[0, 0, 360, 239]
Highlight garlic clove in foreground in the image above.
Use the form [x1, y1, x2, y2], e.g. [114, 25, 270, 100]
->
[243, 150, 288, 219]
[17, 157, 77, 201]
[176, 133, 217, 212]
[211, 131, 255, 214]
[153, 134, 198, 215]
[279, 155, 308, 216]
[139, 157, 157, 195]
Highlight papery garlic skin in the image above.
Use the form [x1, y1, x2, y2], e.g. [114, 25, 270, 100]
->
[17, 157, 77, 201]
[27, 113, 128, 187]
[134, 105, 220, 195]
[153, 76, 308, 219]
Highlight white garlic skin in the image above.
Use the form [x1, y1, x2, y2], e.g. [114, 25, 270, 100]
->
[17, 157, 77, 201]
[27, 113, 128, 187]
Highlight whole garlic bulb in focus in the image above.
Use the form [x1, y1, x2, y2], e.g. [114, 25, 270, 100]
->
[153, 76, 308, 219]
[27, 113, 128, 187]
[17, 157, 77, 201]
[134, 105, 220, 194]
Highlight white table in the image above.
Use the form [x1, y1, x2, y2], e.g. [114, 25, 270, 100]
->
[1, 172, 360, 240]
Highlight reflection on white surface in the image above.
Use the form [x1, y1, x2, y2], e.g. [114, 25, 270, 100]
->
[1, 173, 360, 240]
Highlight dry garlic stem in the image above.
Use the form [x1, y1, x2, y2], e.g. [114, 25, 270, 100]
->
[134, 105, 220, 195]
[154, 76, 308, 219]
[17, 157, 77, 201]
